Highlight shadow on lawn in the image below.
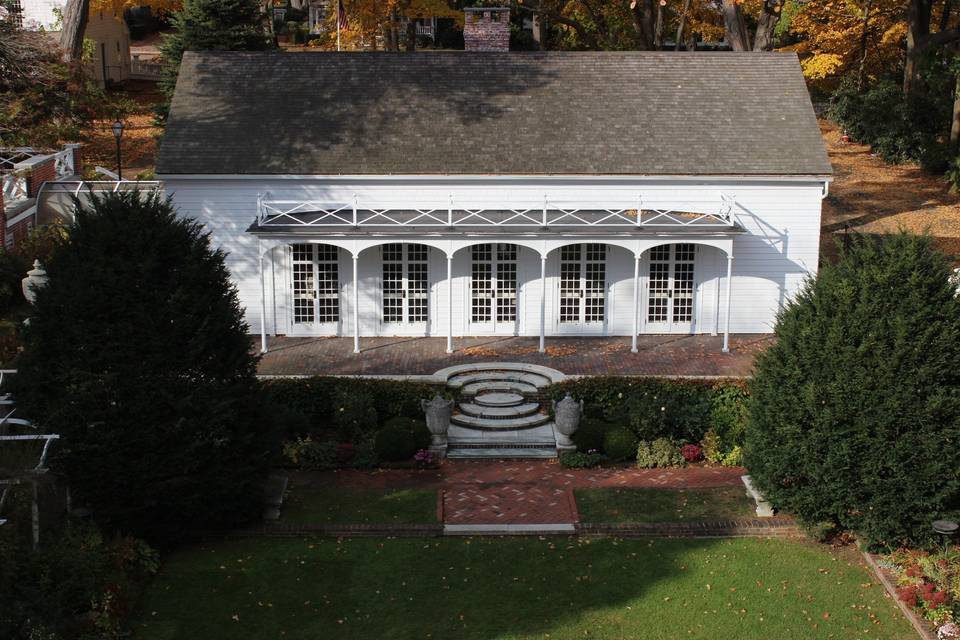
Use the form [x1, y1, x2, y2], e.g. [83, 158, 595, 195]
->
[130, 536, 910, 640]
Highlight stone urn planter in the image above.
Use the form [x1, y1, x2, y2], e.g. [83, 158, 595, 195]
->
[552, 393, 583, 451]
[421, 394, 454, 457]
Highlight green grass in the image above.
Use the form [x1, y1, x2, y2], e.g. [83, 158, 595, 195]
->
[131, 536, 912, 640]
[280, 486, 438, 525]
[575, 487, 759, 523]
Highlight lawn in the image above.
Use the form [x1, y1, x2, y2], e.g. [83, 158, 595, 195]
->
[575, 487, 757, 523]
[132, 536, 913, 640]
[280, 485, 438, 525]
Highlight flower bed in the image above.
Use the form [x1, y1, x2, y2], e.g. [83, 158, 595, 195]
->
[878, 547, 960, 637]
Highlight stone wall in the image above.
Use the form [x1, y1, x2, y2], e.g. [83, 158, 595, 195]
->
[464, 8, 510, 52]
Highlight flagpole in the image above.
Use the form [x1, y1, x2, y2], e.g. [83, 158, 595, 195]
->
[336, 1, 341, 51]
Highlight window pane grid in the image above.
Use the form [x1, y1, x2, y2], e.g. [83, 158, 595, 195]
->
[291, 244, 340, 325]
[382, 244, 429, 324]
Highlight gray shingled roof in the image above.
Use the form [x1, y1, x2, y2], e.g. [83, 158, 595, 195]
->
[157, 51, 832, 177]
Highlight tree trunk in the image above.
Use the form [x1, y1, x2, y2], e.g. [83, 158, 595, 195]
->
[654, 0, 665, 49]
[941, 0, 953, 31]
[59, 0, 90, 62]
[856, 0, 874, 91]
[389, 8, 400, 51]
[722, 0, 750, 51]
[753, 0, 782, 51]
[952, 75, 960, 149]
[630, 0, 657, 50]
[905, 0, 933, 96]
[405, 18, 416, 52]
[674, 0, 691, 51]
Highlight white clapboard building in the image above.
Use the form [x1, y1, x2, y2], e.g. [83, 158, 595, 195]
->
[156, 51, 832, 354]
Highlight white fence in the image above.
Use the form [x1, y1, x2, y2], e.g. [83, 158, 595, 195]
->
[130, 54, 167, 81]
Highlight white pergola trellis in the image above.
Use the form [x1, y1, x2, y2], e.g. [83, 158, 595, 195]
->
[251, 194, 742, 357]
[256, 194, 738, 229]
[0, 370, 60, 547]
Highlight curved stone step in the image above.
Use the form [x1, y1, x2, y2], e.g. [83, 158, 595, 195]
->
[451, 412, 550, 430]
[458, 402, 540, 419]
[473, 392, 525, 408]
[460, 381, 539, 396]
[447, 371, 552, 390]
[446, 444, 557, 459]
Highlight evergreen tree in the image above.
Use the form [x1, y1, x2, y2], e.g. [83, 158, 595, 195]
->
[745, 233, 960, 549]
[12, 191, 276, 541]
[157, 0, 274, 122]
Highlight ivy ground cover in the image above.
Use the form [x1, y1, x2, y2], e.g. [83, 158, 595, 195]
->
[132, 537, 912, 640]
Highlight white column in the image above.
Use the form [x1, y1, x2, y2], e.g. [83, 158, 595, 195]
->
[539, 254, 547, 353]
[631, 254, 640, 353]
[722, 253, 734, 353]
[446, 255, 453, 354]
[352, 255, 360, 354]
[712, 268, 721, 337]
[259, 247, 268, 354]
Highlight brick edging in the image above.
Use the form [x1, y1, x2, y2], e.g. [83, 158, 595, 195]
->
[195, 516, 798, 540]
[576, 517, 800, 538]
[220, 523, 444, 538]
[861, 551, 935, 640]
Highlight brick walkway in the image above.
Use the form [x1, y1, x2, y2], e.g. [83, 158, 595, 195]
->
[443, 483, 577, 525]
[299, 460, 747, 525]
[257, 335, 771, 377]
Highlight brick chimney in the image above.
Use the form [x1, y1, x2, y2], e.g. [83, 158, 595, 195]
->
[464, 7, 510, 52]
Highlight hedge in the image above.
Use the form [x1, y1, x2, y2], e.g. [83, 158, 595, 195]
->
[261, 377, 446, 441]
[263, 376, 749, 464]
[548, 377, 748, 458]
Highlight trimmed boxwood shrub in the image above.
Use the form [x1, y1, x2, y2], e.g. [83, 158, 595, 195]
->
[603, 428, 639, 462]
[374, 417, 431, 462]
[559, 451, 605, 468]
[746, 233, 960, 549]
[572, 418, 610, 453]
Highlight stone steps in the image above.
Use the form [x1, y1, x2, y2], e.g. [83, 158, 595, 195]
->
[473, 392, 525, 408]
[447, 370, 553, 391]
[460, 380, 539, 396]
[446, 443, 557, 459]
[451, 412, 551, 431]
[458, 402, 540, 419]
[441, 363, 561, 459]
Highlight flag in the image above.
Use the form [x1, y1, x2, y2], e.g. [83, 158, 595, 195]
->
[337, 0, 348, 31]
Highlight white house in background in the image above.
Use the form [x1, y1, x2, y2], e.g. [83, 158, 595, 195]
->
[16, 0, 64, 30]
[84, 12, 132, 86]
[156, 50, 832, 355]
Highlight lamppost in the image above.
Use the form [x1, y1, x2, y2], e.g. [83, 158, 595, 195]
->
[933, 519, 958, 551]
[111, 120, 125, 180]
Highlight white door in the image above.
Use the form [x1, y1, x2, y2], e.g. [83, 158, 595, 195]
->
[645, 243, 696, 333]
[290, 243, 341, 335]
[557, 244, 607, 333]
[380, 243, 429, 335]
[469, 243, 519, 335]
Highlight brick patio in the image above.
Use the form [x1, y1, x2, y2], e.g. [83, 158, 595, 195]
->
[256, 335, 772, 377]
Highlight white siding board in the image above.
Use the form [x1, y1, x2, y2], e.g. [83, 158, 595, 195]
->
[163, 177, 825, 338]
